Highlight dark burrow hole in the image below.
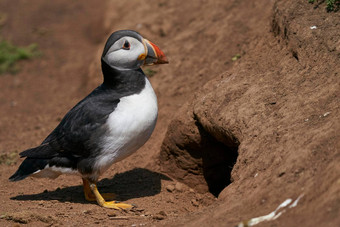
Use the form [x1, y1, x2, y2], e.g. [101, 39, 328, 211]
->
[194, 118, 239, 197]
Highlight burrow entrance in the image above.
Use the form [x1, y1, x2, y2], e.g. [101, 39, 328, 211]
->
[194, 117, 239, 197]
[160, 115, 239, 198]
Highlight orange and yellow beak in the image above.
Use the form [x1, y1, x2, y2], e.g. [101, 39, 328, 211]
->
[139, 39, 169, 65]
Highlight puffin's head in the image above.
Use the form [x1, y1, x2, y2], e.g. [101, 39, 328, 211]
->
[102, 30, 168, 71]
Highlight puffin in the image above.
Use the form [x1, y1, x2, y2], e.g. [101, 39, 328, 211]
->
[9, 30, 168, 209]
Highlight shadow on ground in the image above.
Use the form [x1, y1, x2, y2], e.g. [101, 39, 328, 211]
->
[11, 168, 171, 204]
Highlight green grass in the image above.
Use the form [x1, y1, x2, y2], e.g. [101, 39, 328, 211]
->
[0, 38, 39, 74]
[326, 0, 340, 11]
[0, 152, 18, 165]
[308, 0, 340, 12]
[231, 54, 241, 61]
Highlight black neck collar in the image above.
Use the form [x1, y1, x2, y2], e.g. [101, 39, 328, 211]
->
[101, 59, 146, 94]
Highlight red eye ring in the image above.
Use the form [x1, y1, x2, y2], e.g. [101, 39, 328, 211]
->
[122, 40, 130, 50]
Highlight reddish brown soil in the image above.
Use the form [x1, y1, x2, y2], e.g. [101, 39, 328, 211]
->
[0, 0, 339, 226]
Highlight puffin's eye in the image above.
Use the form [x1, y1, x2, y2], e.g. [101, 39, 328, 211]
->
[122, 40, 130, 50]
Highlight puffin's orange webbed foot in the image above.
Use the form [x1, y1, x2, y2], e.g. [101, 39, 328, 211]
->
[82, 178, 133, 210]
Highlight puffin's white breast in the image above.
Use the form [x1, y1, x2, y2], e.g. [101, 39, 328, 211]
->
[94, 78, 158, 173]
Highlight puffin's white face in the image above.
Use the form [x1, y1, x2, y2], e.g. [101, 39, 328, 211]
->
[102, 30, 168, 71]
[103, 36, 146, 71]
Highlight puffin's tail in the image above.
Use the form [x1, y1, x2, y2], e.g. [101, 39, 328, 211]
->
[9, 143, 55, 181]
[9, 157, 48, 182]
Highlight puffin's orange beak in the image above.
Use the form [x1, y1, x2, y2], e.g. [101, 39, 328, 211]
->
[142, 39, 169, 65]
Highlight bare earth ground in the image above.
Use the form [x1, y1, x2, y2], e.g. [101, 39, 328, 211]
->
[0, 0, 339, 226]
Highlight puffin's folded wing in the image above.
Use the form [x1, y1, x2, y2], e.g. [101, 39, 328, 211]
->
[39, 91, 120, 158]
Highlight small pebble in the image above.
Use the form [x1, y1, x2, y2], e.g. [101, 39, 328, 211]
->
[82, 210, 92, 215]
[323, 112, 331, 117]
[166, 184, 175, 192]
[191, 199, 199, 207]
[144, 212, 152, 216]
[153, 211, 167, 220]
[159, 211, 167, 216]
[107, 213, 117, 217]
[175, 182, 184, 192]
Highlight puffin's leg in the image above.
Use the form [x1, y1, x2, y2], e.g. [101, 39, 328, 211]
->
[83, 178, 97, 201]
[86, 179, 133, 209]
[82, 178, 116, 201]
